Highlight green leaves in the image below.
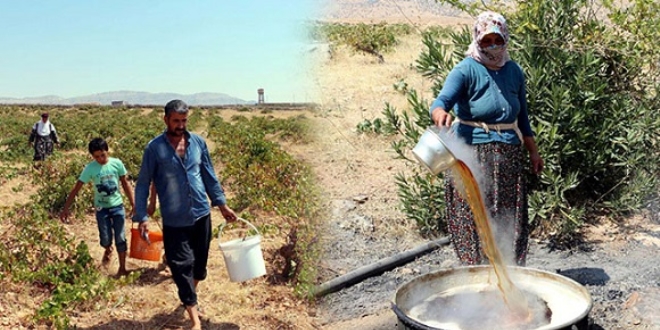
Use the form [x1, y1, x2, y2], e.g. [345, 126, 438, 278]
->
[379, 87, 447, 234]
[311, 22, 412, 62]
[510, 0, 660, 239]
[380, 0, 660, 242]
[204, 112, 320, 297]
[0, 204, 119, 329]
[207, 114, 318, 220]
[395, 172, 447, 237]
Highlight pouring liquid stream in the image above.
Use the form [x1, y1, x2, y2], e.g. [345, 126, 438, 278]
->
[452, 160, 530, 320]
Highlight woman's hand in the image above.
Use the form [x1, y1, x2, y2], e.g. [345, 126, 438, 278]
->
[523, 137, 544, 175]
[530, 152, 544, 174]
[431, 107, 453, 127]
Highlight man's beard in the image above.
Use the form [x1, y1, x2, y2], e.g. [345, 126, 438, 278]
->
[167, 128, 186, 136]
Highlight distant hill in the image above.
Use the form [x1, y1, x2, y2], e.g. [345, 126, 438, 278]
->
[318, 0, 471, 25]
[0, 91, 251, 106]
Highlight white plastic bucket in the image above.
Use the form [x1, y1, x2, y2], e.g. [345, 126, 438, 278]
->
[218, 218, 267, 282]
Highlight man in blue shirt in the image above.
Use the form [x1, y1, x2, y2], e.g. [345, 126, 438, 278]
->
[133, 99, 237, 330]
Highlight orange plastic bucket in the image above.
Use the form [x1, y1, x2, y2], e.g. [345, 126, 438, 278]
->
[129, 228, 164, 261]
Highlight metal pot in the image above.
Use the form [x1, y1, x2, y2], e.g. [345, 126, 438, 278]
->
[412, 127, 457, 175]
[392, 266, 592, 330]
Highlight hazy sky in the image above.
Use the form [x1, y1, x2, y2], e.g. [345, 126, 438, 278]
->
[0, 1, 319, 103]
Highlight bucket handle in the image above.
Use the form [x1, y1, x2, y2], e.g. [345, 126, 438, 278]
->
[218, 217, 260, 242]
[132, 218, 163, 230]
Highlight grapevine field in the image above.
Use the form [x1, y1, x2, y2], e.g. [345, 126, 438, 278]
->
[0, 104, 321, 329]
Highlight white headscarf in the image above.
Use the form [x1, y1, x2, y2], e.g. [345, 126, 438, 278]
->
[35, 118, 53, 136]
[465, 11, 511, 68]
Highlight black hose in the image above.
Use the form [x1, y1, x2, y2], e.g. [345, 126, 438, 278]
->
[314, 236, 451, 297]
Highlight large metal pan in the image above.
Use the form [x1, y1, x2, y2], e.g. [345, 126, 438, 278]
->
[392, 266, 592, 330]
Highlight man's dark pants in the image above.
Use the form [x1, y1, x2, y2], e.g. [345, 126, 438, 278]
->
[162, 214, 212, 306]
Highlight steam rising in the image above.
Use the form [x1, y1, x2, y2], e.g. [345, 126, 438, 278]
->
[413, 127, 551, 328]
[435, 126, 517, 265]
[408, 286, 551, 330]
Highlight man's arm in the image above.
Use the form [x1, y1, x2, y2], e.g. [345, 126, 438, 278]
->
[198, 138, 227, 206]
[198, 137, 237, 222]
[147, 182, 157, 216]
[133, 146, 154, 223]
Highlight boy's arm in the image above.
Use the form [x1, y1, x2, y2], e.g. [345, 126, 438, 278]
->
[120, 175, 135, 218]
[60, 180, 85, 223]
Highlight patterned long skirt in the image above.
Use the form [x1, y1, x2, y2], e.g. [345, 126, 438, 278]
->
[33, 135, 54, 161]
[444, 142, 529, 266]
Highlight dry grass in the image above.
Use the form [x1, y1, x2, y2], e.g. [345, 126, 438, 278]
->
[308, 32, 447, 240]
[0, 175, 36, 210]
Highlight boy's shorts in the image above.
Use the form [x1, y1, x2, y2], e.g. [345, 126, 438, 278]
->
[95, 204, 127, 253]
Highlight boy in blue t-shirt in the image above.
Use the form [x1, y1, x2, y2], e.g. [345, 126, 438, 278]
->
[60, 138, 135, 276]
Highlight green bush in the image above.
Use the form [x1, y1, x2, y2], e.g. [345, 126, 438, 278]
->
[388, 0, 660, 242]
[0, 106, 43, 163]
[31, 153, 93, 216]
[205, 113, 321, 296]
[207, 115, 316, 219]
[311, 22, 413, 62]
[356, 117, 397, 135]
[0, 205, 120, 329]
